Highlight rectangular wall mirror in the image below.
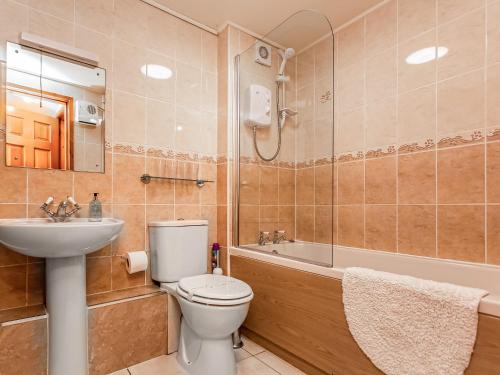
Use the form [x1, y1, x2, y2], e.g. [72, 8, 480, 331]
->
[4, 42, 106, 173]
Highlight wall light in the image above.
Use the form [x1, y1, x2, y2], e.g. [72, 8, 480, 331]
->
[406, 46, 448, 65]
[6, 105, 15, 113]
[140, 64, 173, 80]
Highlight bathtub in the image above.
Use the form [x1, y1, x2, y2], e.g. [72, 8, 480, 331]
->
[231, 244, 500, 317]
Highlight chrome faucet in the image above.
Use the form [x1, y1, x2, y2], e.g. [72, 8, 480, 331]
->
[273, 230, 287, 244]
[258, 231, 270, 246]
[41, 196, 81, 222]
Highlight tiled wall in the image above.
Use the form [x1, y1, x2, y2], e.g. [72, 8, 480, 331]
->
[334, 0, 500, 264]
[0, 0, 218, 311]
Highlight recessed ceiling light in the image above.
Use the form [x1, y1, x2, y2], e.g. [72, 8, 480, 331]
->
[406, 46, 448, 65]
[140, 64, 172, 80]
[6, 105, 15, 113]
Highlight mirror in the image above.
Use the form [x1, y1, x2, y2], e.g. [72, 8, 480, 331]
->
[4, 42, 106, 172]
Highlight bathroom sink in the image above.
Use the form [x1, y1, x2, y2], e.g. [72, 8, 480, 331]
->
[0, 217, 124, 375]
[0, 218, 124, 258]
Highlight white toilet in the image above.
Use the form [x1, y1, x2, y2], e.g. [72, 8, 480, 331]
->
[149, 219, 253, 375]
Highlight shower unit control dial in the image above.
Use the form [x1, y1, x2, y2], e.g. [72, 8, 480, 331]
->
[244, 84, 272, 128]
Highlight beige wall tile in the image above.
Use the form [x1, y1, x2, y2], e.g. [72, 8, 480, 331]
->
[28, 9, 74, 45]
[113, 40, 147, 96]
[113, 91, 146, 145]
[176, 21, 202, 68]
[488, 1, 500, 65]
[437, 10, 485, 81]
[487, 63, 500, 128]
[399, 151, 436, 204]
[113, 0, 148, 46]
[337, 19, 364, 69]
[240, 164, 259, 205]
[145, 52, 176, 103]
[366, 48, 397, 103]
[337, 62, 365, 112]
[437, 70, 485, 136]
[75, 0, 113, 35]
[146, 99, 175, 149]
[146, 7, 177, 58]
[438, 205, 485, 262]
[438, 0, 486, 25]
[315, 206, 333, 244]
[398, 0, 436, 42]
[0, 0, 28, 45]
[398, 31, 437, 93]
[337, 108, 364, 153]
[365, 0, 397, 57]
[398, 205, 437, 256]
[365, 205, 397, 252]
[0, 166, 26, 204]
[437, 145, 485, 204]
[365, 156, 397, 204]
[366, 97, 397, 149]
[398, 85, 436, 144]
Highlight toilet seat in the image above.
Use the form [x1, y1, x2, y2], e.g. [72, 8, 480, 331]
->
[176, 274, 253, 306]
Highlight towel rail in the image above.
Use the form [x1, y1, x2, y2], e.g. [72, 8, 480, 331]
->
[139, 174, 214, 188]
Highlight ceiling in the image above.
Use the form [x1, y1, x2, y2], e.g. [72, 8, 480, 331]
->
[155, 0, 385, 35]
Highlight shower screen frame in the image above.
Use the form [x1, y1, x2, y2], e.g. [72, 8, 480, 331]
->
[233, 10, 335, 267]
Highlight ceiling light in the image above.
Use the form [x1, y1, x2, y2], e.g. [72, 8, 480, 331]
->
[406, 46, 448, 65]
[140, 64, 172, 80]
[6, 105, 15, 113]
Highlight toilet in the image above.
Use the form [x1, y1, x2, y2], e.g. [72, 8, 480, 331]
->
[149, 220, 253, 375]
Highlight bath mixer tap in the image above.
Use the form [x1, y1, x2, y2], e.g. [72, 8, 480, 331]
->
[41, 196, 81, 222]
[273, 230, 287, 244]
[258, 231, 271, 245]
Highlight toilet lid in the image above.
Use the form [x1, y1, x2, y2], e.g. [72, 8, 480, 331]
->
[177, 274, 253, 305]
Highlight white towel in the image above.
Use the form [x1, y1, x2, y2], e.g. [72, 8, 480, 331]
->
[342, 267, 488, 375]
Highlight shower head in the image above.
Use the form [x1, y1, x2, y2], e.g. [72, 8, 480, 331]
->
[277, 47, 296, 77]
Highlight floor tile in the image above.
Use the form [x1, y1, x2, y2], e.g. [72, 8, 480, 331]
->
[241, 336, 265, 355]
[256, 351, 306, 375]
[237, 357, 279, 375]
[128, 355, 187, 375]
[235, 348, 252, 362]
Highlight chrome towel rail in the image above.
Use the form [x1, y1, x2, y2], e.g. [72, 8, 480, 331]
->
[140, 174, 214, 188]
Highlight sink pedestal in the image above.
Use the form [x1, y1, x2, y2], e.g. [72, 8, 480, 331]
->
[46, 255, 88, 375]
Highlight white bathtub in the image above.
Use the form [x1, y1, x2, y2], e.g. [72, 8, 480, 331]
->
[231, 244, 500, 318]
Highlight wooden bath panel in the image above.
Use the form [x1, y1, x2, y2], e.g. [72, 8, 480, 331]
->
[230, 255, 500, 375]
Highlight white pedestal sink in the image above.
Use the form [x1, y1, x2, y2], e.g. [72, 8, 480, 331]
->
[0, 218, 124, 375]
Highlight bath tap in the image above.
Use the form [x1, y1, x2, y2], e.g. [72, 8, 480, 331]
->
[41, 196, 81, 222]
[273, 230, 287, 244]
[258, 231, 271, 245]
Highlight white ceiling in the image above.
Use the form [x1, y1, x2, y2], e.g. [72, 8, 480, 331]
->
[154, 0, 385, 35]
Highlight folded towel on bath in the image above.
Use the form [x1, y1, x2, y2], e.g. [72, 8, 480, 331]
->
[342, 267, 488, 375]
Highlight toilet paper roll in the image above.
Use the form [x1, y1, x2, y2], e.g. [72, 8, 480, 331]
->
[125, 251, 148, 274]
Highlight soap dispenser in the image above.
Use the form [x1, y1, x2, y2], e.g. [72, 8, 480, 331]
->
[89, 193, 102, 222]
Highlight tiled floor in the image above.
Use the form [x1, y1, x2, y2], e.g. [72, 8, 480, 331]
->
[109, 336, 305, 375]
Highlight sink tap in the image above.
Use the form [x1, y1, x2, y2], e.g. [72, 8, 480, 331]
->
[273, 230, 287, 244]
[258, 231, 270, 246]
[41, 196, 81, 222]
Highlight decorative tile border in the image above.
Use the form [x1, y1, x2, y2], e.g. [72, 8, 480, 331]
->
[437, 130, 484, 149]
[365, 145, 396, 159]
[398, 139, 435, 154]
[487, 128, 500, 142]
